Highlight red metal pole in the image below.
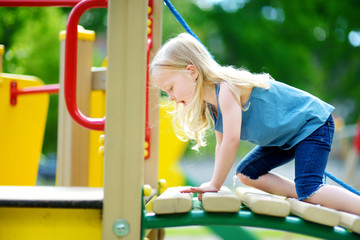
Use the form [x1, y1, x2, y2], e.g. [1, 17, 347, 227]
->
[145, 0, 153, 159]
[16, 83, 59, 95]
[145, 36, 152, 159]
[0, 0, 81, 7]
[64, 0, 107, 131]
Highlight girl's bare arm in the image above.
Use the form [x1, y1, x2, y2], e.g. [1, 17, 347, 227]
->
[181, 84, 242, 196]
[209, 83, 242, 189]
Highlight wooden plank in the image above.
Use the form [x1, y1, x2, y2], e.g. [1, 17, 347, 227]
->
[235, 187, 290, 217]
[153, 187, 193, 214]
[57, 32, 93, 187]
[288, 198, 340, 227]
[340, 211, 360, 234]
[102, 0, 147, 239]
[202, 187, 241, 213]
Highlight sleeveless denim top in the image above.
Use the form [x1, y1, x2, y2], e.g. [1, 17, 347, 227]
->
[207, 79, 334, 149]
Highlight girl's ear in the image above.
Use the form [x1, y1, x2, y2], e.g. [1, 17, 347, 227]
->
[186, 64, 199, 81]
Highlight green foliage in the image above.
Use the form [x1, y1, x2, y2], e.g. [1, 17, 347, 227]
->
[1, 7, 65, 82]
[163, 0, 360, 155]
[163, 0, 360, 123]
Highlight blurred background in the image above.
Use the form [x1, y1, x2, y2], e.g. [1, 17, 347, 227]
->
[1, 0, 359, 239]
[1, 0, 359, 161]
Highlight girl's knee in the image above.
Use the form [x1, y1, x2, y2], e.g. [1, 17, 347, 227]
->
[237, 172, 256, 186]
[295, 176, 324, 201]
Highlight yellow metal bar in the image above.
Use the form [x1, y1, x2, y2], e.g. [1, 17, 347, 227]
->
[0, 44, 3, 73]
[88, 89, 106, 187]
[102, 0, 147, 239]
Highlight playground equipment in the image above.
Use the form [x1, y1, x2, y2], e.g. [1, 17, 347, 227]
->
[0, 0, 359, 239]
[147, 186, 360, 238]
[0, 1, 155, 239]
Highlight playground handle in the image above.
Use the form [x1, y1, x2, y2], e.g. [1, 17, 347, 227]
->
[65, 0, 107, 131]
[10, 81, 59, 106]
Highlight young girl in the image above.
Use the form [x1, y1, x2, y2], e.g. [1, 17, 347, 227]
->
[150, 33, 360, 215]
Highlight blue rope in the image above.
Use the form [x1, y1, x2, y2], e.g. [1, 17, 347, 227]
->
[163, 0, 360, 198]
[162, 0, 200, 41]
[325, 171, 360, 196]
[162, 0, 214, 60]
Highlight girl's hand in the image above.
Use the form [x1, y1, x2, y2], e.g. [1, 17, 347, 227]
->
[180, 182, 220, 201]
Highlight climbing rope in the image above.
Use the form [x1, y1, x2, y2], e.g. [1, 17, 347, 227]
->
[163, 0, 360, 197]
[163, 0, 199, 41]
[163, 0, 214, 60]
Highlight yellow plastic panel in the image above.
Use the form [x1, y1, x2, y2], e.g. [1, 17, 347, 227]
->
[0, 207, 101, 240]
[0, 73, 49, 185]
[88, 95, 187, 188]
[87, 84, 187, 188]
[158, 99, 187, 187]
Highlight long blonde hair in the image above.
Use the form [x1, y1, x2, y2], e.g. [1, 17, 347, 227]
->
[150, 33, 270, 150]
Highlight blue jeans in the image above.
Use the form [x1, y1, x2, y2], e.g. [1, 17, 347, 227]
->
[236, 115, 335, 200]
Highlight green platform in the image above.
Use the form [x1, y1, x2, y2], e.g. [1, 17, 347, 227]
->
[143, 200, 359, 240]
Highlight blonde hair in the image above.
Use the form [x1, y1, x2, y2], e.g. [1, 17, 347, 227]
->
[150, 33, 270, 150]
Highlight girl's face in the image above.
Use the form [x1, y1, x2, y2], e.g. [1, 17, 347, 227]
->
[154, 65, 198, 106]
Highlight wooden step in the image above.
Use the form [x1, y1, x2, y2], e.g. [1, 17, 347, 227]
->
[288, 198, 340, 227]
[235, 187, 290, 217]
[339, 211, 360, 234]
[152, 187, 193, 214]
[202, 186, 241, 213]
